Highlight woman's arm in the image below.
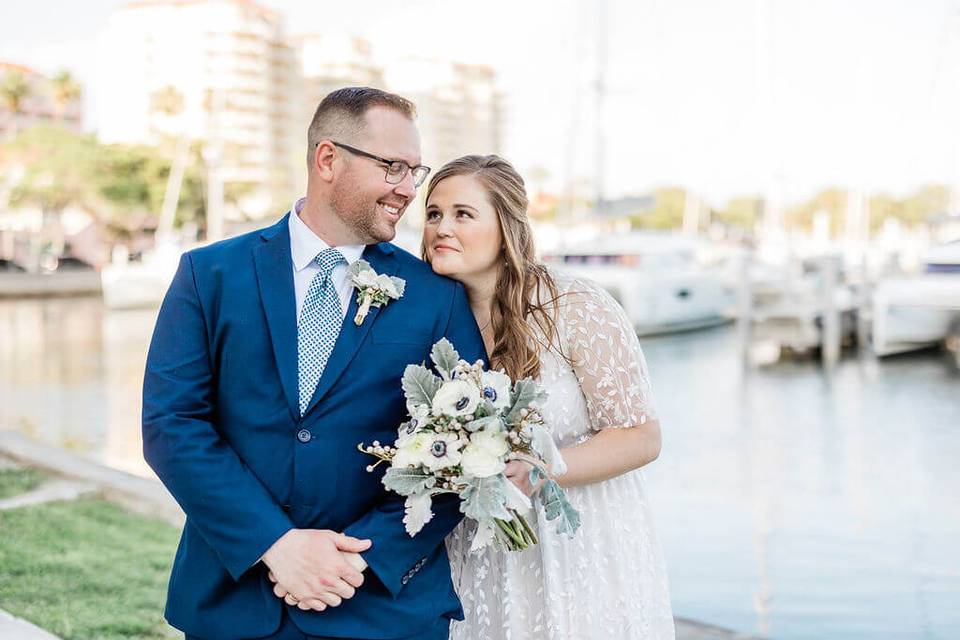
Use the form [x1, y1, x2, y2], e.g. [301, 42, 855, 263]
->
[505, 419, 661, 495]
[555, 419, 661, 488]
[505, 275, 663, 496]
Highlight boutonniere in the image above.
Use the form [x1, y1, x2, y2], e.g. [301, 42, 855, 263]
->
[347, 259, 406, 326]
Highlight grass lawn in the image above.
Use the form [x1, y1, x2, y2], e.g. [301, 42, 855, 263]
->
[0, 496, 181, 639]
[0, 467, 46, 500]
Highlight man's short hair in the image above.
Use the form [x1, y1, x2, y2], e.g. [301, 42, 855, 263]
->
[306, 87, 417, 164]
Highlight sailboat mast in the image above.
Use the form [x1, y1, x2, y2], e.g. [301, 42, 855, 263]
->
[594, 0, 607, 218]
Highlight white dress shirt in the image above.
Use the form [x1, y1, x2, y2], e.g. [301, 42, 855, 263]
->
[288, 198, 367, 321]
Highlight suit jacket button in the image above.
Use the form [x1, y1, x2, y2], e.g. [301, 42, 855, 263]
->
[297, 429, 312, 443]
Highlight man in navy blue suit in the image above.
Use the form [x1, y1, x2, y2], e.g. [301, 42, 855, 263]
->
[142, 87, 485, 640]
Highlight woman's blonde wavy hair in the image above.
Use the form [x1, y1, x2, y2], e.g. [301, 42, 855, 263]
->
[422, 155, 566, 380]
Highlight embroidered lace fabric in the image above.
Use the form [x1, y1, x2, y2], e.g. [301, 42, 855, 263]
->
[446, 271, 675, 640]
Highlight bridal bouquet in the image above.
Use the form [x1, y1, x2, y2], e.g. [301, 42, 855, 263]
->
[359, 339, 581, 551]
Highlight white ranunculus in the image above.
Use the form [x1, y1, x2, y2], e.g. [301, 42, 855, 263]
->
[431, 379, 481, 418]
[421, 432, 466, 471]
[460, 429, 509, 478]
[460, 446, 506, 478]
[479, 370, 513, 409]
[392, 433, 430, 468]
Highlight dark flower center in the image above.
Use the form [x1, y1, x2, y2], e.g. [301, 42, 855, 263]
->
[405, 420, 418, 434]
[455, 396, 470, 411]
[482, 387, 497, 401]
[431, 440, 448, 458]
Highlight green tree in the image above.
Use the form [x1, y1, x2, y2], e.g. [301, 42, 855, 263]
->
[5, 126, 99, 216]
[150, 85, 184, 121]
[631, 187, 685, 229]
[49, 70, 81, 122]
[2, 126, 205, 240]
[867, 192, 901, 231]
[97, 141, 205, 233]
[3, 126, 99, 264]
[715, 196, 762, 231]
[785, 187, 847, 234]
[899, 184, 950, 225]
[1, 70, 31, 138]
[866, 185, 948, 229]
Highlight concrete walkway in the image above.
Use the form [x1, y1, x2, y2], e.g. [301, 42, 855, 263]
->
[0, 609, 61, 640]
[0, 431, 183, 526]
[0, 477, 99, 511]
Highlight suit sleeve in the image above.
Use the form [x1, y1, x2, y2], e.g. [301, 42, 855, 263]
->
[343, 281, 486, 597]
[142, 253, 294, 581]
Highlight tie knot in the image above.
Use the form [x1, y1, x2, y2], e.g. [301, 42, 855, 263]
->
[314, 248, 346, 274]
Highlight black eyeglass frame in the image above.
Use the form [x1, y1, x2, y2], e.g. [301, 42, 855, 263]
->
[328, 141, 431, 187]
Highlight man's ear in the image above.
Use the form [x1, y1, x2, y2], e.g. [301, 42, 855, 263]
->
[313, 140, 337, 183]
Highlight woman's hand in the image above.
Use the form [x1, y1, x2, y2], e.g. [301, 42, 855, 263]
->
[504, 459, 546, 497]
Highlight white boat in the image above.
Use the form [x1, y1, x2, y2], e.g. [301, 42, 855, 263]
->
[871, 241, 960, 356]
[542, 232, 734, 335]
[101, 241, 185, 309]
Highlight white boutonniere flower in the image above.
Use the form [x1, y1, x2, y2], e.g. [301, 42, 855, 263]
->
[347, 259, 406, 326]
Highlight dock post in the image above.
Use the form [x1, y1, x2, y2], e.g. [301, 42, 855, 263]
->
[822, 255, 840, 369]
[739, 247, 753, 368]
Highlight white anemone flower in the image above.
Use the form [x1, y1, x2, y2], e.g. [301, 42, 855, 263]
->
[431, 379, 481, 418]
[479, 370, 512, 409]
[397, 405, 431, 447]
[421, 432, 466, 471]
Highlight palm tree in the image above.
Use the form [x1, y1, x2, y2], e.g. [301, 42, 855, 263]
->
[49, 70, 81, 123]
[1, 69, 31, 139]
[150, 84, 184, 121]
[150, 85, 188, 240]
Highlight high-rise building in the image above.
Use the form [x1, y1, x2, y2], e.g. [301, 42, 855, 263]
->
[384, 59, 503, 171]
[95, 3, 505, 221]
[292, 34, 386, 195]
[96, 0, 298, 219]
[299, 34, 385, 106]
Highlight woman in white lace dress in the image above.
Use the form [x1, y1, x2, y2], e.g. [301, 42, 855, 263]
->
[421, 155, 675, 640]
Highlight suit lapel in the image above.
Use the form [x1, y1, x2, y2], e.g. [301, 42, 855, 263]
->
[302, 242, 399, 418]
[253, 214, 300, 420]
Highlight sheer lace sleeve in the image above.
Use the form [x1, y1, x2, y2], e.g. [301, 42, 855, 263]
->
[554, 275, 657, 430]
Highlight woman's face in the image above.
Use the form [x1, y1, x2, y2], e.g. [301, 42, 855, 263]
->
[423, 174, 503, 284]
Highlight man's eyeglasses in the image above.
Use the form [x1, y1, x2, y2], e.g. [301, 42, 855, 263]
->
[330, 141, 431, 188]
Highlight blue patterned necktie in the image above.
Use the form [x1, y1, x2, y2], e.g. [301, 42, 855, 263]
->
[297, 247, 347, 415]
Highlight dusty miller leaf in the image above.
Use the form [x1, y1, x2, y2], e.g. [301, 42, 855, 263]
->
[538, 478, 581, 537]
[401, 364, 440, 407]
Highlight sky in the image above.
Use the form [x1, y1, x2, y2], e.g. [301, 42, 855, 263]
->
[2, 0, 959, 205]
